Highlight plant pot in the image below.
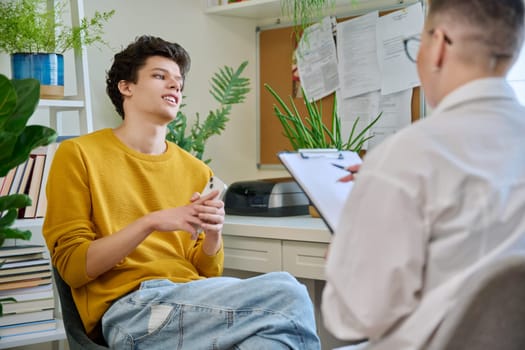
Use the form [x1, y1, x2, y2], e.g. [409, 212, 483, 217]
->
[11, 53, 64, 99]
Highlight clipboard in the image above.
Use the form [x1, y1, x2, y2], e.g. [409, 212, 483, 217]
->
[278, 149, 362, 233]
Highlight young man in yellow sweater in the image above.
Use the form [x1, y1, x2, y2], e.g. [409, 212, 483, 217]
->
[43, 35, 320, 349]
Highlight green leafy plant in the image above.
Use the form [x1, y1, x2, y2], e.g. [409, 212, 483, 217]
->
[166, 61, 250, 163]
[281, 0, 362, 39]
[0, 74, 57, 246]
[265, 83, 382, 152]
[282, 0, 336, 32]
[0, 0, 114, 54]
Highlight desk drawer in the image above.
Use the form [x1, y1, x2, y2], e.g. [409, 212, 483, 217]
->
[223, 236, 281, 273]
[283, 241, 328, 280]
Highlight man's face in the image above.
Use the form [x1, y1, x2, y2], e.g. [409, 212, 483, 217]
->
[125, 55, 184, 122]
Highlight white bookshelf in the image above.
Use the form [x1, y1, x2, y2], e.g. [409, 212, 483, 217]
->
[38, 99, 85, 109]
[11, 219, 45, 230]
[5, 0, 94, 347]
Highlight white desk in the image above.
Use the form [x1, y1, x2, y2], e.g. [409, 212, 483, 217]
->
[222, 215, 331, 280]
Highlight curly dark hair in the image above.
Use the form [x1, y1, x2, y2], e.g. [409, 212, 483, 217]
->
[106, 35, 191, 118]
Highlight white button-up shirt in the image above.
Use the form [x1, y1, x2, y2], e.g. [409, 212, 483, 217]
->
[322, 78, 525, 350]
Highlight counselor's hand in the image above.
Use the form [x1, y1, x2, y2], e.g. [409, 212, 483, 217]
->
[337, 164, 360, 183]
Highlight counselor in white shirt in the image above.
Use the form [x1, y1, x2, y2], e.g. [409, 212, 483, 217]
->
[322, 0, 525, 349]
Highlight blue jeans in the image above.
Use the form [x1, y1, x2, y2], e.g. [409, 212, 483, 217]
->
[102, 271, 321, 349]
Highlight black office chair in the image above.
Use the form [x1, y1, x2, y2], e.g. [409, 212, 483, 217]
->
[53, 268, 109, 349]
[427, 254, 525, 350]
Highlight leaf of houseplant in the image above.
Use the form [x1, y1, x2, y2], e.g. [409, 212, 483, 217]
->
[265, 82, 383, 152]
[166, 61, 250, 162]
[3, 78, 40, 134]
[0, 125, 57, 175]
[0, 193, 32, 212]
[0, 194, 32, 245]
[210, 61, 250, 105]
[0, 0, 114, 54]
[0, 73, 57, 176]
[344, 112, 383, 152]
[0, 208, 19, 228]
[0, 75, 17, 128]
[0, 228, 32, 247]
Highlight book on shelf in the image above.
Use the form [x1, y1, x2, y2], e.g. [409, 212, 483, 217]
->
[17, 156, 35, 195]
[0, 254, 51, 278]
[0, 277, 52, 292]
[0, 258, 50, 270]
[0, 283, 53, 299]
[0, 167, 16, 196]
[0, 319, 57, 338]
[0, 252, 45, 264]
[22, 153, 46, 219]
[35, 142, 60, 218]
[0, 245, 46, 258]
[0, 271, 52, 284]
[1, 295, 54, 315]
[11, 143, 61, 220]
[0, 265, 51, 278]
[0, 309, 54, 327]
[8, 161, 28, 196]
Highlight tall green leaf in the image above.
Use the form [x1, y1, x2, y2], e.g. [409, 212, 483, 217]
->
[264, 83, 382, 153]
[0, 73, 58, 252]
[166, 61, 250, 163]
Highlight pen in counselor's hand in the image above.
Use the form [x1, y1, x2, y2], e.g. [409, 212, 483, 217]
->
[332, 163, 360, 183]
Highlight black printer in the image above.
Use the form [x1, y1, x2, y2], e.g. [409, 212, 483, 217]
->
[224, 178, 309, 217]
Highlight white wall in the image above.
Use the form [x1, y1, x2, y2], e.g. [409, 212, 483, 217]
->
[2, 0, 523, 184]
[0, 0, 289, 186]
[82, 0, 289, 184]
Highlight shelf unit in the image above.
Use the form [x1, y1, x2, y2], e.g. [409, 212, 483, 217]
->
[2, 0, 94, 348]
[205, 0, 421, 22]
[0, 320, 66, 350]
[11, 0, 94, 226]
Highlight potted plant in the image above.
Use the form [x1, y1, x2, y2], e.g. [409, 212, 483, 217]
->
[166, 61, 250, 164]
[0, 74, 57, 247]
[0, 0, 114, 99]
[282, 0, 336, 32]
[0, 74, 56, 317]
[265, 82, 380, 217]
[264, 83, 381, 154]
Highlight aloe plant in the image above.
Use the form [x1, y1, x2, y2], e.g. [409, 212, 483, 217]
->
[166, 61, 250, 163]
[265, 83, 381, 153]
[0, 74, 57, 246]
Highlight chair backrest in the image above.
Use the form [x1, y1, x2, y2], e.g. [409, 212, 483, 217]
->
[52, 268, 109, 349]
[427, 254, 525, 350]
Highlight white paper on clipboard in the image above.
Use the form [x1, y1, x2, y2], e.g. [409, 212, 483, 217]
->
[278, 150, 362, 233]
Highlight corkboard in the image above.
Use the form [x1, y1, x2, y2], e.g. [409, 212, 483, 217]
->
[258, 16, 422, 167]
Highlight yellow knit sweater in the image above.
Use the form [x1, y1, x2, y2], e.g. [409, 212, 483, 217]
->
[43, 128, 224, 336]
